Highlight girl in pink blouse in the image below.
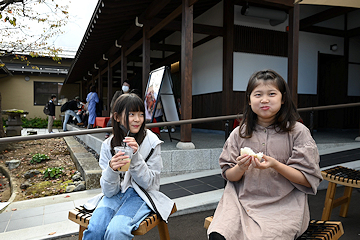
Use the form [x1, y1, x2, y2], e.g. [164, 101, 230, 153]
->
[208, 70, 322, 240]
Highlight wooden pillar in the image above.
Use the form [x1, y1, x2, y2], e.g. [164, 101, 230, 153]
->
[142, 25, 150, 97]
[121, 46, 128, 85]
[223, 0, 234, 116]
[98, 70, 105, 115]
[287, 4, 299, 107]
[82, 80, 88, 100]
[180, 0, 193, 143]
[107, 60, 113, 113]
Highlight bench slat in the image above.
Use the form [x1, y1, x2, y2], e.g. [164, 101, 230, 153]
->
[203, 216, 344, 240]
[68, 204, 177, 238]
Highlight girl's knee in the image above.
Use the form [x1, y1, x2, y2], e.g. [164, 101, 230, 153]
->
[105, 226, 133, 240]
[105, 216, 134, 240]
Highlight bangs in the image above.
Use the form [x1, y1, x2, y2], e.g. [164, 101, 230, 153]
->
[126, 96, 145, 113]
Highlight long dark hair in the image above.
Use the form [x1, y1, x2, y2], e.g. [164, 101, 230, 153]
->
[111, 93, 146, 150]
[240, 69, 300, 138]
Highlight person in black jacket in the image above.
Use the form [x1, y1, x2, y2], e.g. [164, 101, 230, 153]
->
[62, 96, 83, 131]
[47, 95, 57, 133]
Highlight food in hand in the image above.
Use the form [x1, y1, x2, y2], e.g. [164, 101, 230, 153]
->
[240, 147, 263, 161]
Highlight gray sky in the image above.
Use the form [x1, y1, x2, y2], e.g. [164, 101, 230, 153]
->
[52, 0, 98, 57]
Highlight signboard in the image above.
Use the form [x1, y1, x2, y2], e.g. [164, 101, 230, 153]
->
[144, 66, 179, 123]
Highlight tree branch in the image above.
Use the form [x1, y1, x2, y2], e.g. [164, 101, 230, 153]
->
[0, 0, 23, 12]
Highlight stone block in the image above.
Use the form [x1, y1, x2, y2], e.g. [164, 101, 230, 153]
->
[172, 149, 210, 172]
[161, 151, 172, 174]
[64, 136, 102, 190]
[210, 148, 222, 169]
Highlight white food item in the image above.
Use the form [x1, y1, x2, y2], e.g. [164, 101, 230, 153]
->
[240, 147, 263, 161]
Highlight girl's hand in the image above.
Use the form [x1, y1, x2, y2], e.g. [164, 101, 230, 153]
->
[236, 154, 252, 171]
[252, 154, 278, 169]
[123, 137, 138, 153]
[109, 151, 130, 171]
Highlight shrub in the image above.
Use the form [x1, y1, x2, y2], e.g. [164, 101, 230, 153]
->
[22, 117, 47, 128]
[21, 117, 62, 128]
[43, 167, 64, 179]
[31, 153, 50, 164]
[2, 118, 6, 128]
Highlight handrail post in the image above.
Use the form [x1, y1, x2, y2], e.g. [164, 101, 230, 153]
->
[309, 111, 314, 136]
[225, 120, 230, 141]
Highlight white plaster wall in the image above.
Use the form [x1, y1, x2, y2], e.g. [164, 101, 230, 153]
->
[348, 64, 360, 96]
[192, 37, 223, 95]
[348, 9, 360, 30]
[166, 1, 360, 97]
[298, 32, 344, 94]
[349, 37, 360, 63]
[233, 53, 288, 91]
[315, 15, 344, 30]
[348, 37, 360, 97]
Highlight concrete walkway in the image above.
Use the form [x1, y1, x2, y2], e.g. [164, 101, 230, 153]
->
[0, 126, 359, 239]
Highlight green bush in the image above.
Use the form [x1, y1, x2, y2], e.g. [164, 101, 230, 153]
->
[43, 167, 64, 179]
[31, 153, 50, 164]
[21, 117, 62, 128]
[2, 118, 6, 128]
[22, 117, 47, 128]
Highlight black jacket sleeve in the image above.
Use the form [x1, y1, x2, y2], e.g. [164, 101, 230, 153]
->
[49, 102, 55, 116]
[68, 100, 80, 111]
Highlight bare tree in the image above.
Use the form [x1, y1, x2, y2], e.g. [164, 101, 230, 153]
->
[0, 0, 69, 62]
[0, 1, 70, 138]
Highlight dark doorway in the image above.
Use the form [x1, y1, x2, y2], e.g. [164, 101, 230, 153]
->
[317, 53, 347, 129]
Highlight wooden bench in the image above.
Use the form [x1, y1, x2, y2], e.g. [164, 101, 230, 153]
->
[68, 204, 177, 240]
[321, 166, 360, 221]
[204, 216, 344, 240]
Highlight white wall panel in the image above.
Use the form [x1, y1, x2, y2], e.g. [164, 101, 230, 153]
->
[233, 53, 287, 91]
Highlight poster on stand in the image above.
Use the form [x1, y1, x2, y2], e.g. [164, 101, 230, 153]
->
[144, 66, 179, 123]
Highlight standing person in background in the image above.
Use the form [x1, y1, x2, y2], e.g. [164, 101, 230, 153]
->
[105, 80, 131, 138]
[86, 85, 100, 129]
[47, 95, 56, 133]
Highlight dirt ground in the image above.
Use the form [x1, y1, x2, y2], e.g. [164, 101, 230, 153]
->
[0, 138, 77, 203]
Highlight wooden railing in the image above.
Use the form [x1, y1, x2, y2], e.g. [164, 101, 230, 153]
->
[1, 102, 360, 144]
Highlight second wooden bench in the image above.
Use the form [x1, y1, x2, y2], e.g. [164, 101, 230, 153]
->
[204, 216, 344, 240]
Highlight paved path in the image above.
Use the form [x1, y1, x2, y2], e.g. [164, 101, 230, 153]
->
[0, 127, 359, 239]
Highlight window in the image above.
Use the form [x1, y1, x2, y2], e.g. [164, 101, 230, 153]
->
[34, 81, 63, 105]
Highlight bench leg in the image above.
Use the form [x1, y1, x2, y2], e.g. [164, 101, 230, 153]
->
[322, 181, 337, 221]
[79, 225, 86, 240]
[339, 186, 353, 218]
[158, 221, 170, 240]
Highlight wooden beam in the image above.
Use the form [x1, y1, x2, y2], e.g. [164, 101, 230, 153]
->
[301, 26, 344, 37]
[120, 0, 172, 42]
[287, 4, 299, 107]
[151, 35, 217, 70]
[126, 38, 143, 56]
[235, 0, 293, 8]
[348, 26, 360, 38]
[300, 7, 355, 30]
[223, 0, 234, 116]
[121, 45, 128, 84]
[99, 0, 172, 71]
[148, 18, 223, 36]
[107, 61, 113, 115]
[142, 25, 150, 96]
[181, 0, 193, 143]
[147, 6, 182, 39]
[151, 42, 181, 52]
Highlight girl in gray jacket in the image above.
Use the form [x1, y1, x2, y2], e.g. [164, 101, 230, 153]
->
[83, 93, 174, 240]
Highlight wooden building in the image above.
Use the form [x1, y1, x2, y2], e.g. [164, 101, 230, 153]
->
[63, 0, 360, 146]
